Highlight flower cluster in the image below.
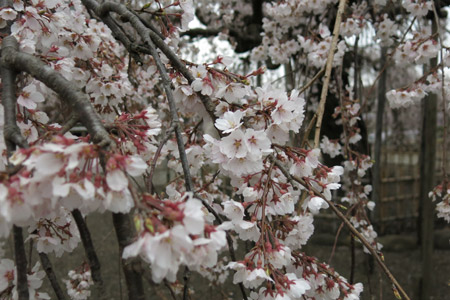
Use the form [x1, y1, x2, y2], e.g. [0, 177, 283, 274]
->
[430, 183, 450, 223]
[123, 193, 227, 283]
[64, 265, 93, 300]
[1, 1, 443, 299]
[0, 132, 151, 237]
[27, 208, 80, 257]
[0, 259, 49, 299]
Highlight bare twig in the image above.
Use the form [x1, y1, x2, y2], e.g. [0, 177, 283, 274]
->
[313, 0, 347, 148]
[72, 209, 107, 300]
[60, 113, 80, 135]
[273, 159, 411, 300]
[39, 252, 67, 300]
[299, 68, 325, 95]
[164, 279, 177, 300]
[147, 125, 175, 193]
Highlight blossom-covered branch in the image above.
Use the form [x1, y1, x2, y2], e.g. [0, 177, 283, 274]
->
[0, 36, 112, 148]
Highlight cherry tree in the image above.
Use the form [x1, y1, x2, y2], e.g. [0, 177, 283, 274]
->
[0, 0, 448, 300]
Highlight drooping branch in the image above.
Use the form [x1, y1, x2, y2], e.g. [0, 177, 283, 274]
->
[313, 0, 347, 148]
[81, 0, 217, 122]
[92, 1, 195, 190]
[12, 226, 29, 300]
[0, 36, 113, 148]
[1, 43, 29, 300]
[1, 64, 27, 150]
[273, 159, 411, 300]
[112, 213, 145, 300]
[72, 209, 106, 300]
[39, 252, 67, 300]
[80, 2, 247, 298]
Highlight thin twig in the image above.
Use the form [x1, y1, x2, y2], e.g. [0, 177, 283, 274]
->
[260, 159, 275, 251]
[182, 266, 190, 300]
[60, 113, 80, 135]
[273, 159, 411, 300]
[301, 114, 316, 148]
[164, 279, 177, 300]
[147, 125, 175, 193]
[328, 204, 356, 264]
[313, 0, 347, 148]
[298, 68, 325, 95]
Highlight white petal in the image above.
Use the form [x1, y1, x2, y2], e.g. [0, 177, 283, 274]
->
[106, 169, 128, 191]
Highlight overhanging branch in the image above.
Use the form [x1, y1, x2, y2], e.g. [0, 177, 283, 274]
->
[0, 36, 113, 148]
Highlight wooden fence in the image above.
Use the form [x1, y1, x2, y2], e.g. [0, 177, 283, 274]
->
[316, 140, 448, 235]
[376, 141, 448, 234]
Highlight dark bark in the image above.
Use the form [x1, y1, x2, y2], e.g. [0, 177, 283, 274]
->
[372, 47, 387, 232]
[418, 21, 437, 299]
[1, 33, 29, 300]
[112, 213, 145, 300]
[0, 54, 27, 150]
[72, 209, 106, 299]
[13, 226, 29, 300]
[39, 252, 67, 300]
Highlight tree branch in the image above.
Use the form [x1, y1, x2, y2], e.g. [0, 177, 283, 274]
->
[38, 252, 67, 300]
[0, 36, 113, 148]
[147, 124, 175, 194]
[80, 2, 247, 298]
[112, 213, 145, 300]
[1, 41, 29, 300]
[0, 56, 27, 150]
[71, 209, 106, 300]
[13, 226, 29, 300]
[81, 0, 217, 122]
[313, 0, 347, 148]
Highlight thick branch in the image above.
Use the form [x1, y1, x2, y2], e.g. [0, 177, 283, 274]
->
[1, 41, 29, 300]
[13, 226, 29, 300]
[72, 209, 106, 300]
[39, 252, 67, 300]
[0, 36, 112, 148]
[1, 61, 27, 150]
[112, 213, 145, 300]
